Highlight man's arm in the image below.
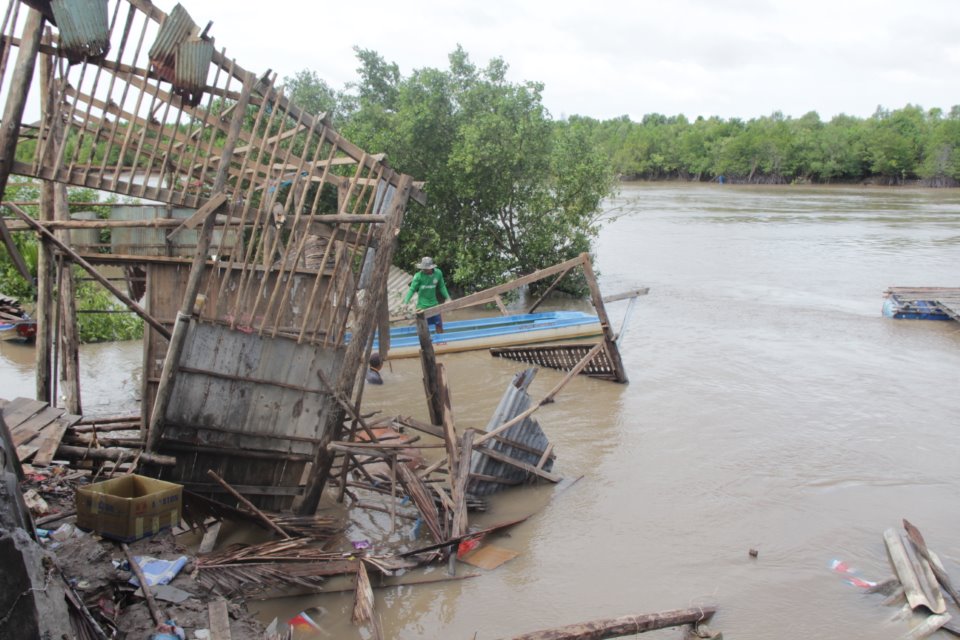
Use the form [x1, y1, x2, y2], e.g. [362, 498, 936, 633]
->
[403, 272, 421, 304]
[437, 269, 451, 301]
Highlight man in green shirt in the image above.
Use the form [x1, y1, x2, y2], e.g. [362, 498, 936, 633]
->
[403, 256, 451, 333]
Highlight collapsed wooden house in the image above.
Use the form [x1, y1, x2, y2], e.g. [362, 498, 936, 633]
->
[0, 0, 421, 513]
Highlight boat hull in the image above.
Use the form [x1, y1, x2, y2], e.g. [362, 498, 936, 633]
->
[374, 311, 603, 358]
[882, 297, 951, 321]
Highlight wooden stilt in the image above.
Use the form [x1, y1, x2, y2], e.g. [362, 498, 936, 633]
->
[581, 254, 628, 383]
[54, 185, 81, 415]
[417, 312, 443, 426]
[34, 28, 55, 405]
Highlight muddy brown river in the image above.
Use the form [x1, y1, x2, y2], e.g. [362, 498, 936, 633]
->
[2, 183, 959, 638]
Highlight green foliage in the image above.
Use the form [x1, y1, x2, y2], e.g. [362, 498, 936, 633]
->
[589, 104, 960, 185]
[324, 45, 617, 295]
[75, 273, 144, 343]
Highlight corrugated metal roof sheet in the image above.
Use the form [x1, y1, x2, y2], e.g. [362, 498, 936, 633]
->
[148, 3, 196, 69]
[51, 0, 110, 59]
[467, 368, 554, 497]
[174, 37, 213, 92]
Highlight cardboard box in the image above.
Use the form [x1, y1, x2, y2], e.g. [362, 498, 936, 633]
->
[76, 474, 182, 542]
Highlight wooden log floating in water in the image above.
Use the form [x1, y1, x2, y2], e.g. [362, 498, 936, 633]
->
[502, 606, 718, 640]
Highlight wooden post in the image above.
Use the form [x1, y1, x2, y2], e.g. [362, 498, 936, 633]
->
[34, 28, 55, 404]
[0, 8, 43, 282]
[449, 428, 474, 575]
[416, 312, 443, 426]
[580, 253, 628, 383]
[299, 174, 413, 514]
[146, 73, 256, 455]
[54, 185, 81, 414]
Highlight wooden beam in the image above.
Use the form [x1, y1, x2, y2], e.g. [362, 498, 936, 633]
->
[475, 342, 604, 446]
[417, 313, 443, 426]
[425, 255, 588, 318]
[602, 287, 650, 304]
[528, 266, 574, 314]
[502, 606, 717, 640]
[581, 255, 627, 383]
[165, 192, 228, 240]
[473, 445, 562, 483]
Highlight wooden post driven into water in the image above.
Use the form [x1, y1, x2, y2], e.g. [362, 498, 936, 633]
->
[55, 185, 82, 414]
[416, 312, 443, 426]
[581, 255, 628, 383]
[145, 74, 256, 455]
[34, 28, 56, 405]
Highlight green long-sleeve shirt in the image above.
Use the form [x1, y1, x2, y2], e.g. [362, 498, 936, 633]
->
[403, 268, 450, 310]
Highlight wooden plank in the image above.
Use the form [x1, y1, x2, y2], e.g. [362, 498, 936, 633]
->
[602, 287, 650, 304]
[208, 599, 231, 640]
[2, 398, 49, 429]
[425, 254, 588, 318]
[10, 406, 64, 446]
[33, 414, 80, 466]
[198, 521, 222, 555]
[474, 446, 562, 483]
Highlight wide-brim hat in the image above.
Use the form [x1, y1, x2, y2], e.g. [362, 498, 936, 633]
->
[417, 256, 436, 270]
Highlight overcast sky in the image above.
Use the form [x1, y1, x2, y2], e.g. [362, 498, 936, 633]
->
[175, 1, 958, 121]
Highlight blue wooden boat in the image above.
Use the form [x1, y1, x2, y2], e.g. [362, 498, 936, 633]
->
[882, 287, 959, 321]
[372, 310, 602, 358]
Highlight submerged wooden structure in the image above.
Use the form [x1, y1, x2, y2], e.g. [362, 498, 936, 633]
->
[0, 0, 420, 513]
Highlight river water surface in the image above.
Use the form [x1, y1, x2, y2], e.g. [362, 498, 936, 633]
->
[2, 183, 959, 638]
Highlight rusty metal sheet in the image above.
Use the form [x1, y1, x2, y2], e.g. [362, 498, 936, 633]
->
[148, 2, 197, 80]
[174, 36, 213, 93]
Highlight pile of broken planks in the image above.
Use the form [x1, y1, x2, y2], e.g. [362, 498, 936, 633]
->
[1, 396, 170, 474]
